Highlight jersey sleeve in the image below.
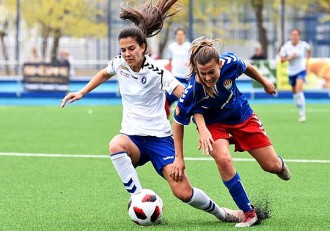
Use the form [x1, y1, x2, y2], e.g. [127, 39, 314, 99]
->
[173, 83, 196, 125]
[161, 69, 181, 94]
[167, 43, 173, 59]
[303, 41, 311, 50]
[221, 53, 246, 79]
[106, 55, 122, 75]
[279, 44, 288, 57]
[235, 55, 247, 77]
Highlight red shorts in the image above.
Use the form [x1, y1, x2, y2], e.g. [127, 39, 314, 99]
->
[206, 114, 272, 152]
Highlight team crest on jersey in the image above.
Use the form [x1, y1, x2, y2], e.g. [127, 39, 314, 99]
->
[141, 77, 147, 84]
[223, 79, 233, 90]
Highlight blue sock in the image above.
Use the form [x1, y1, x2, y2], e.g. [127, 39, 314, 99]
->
[223, 172, 253, 212]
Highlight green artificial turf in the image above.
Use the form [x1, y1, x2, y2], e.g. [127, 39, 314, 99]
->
[0, 104, 329, 230]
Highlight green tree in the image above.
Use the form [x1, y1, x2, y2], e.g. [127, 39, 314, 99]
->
[6, 0, 107, 62]
[251, 0, 268, 57]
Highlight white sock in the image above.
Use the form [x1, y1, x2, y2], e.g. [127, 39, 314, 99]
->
[110, 152, 142, 195]
[186, 187, 226, 221]
[297, 92, 306, 118]
[293, 93, 306, 118]
[293, 93, 298, 105]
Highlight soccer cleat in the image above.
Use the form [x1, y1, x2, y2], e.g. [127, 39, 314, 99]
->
[277, 163, 291, 181]
[223, 208, 245, 223]
[299, 116, 306, 123]
[235, 208, 258, 228]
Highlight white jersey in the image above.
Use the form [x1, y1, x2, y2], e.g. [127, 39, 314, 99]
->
[279, 40, 311, 76]
[106, 55, 180, 137]
[168, 41, 191, 78]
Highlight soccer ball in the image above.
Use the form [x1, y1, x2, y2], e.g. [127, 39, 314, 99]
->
[128, 189, 163, 226]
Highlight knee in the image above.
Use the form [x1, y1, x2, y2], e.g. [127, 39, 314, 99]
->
[260, 160, 282, 174]
[109, 136, 127, 154]
[213, 153, 233, 171]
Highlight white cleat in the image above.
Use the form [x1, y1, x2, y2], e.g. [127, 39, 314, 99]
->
[223, 208, 245, 223]
[235, 209, 258, 228]
[277, 163, 291, 181]
[299, 116, 306, 123]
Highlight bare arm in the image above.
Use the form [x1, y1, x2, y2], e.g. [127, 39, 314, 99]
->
[194, 113, 214, 155]
[280, 51, 298, 63]
[79, 68, 112, 95]
[171, 84, 185, 98]
[173, 121, 185, 160]
[171, 121, 186, 182]
[306, 48, 312, 70]
[306, 48, 312, 60]
[244, 62, 276, 94]
[61, 68, 113, 107]
[280, 55, 296, 63]
[168, 58, 172, 67]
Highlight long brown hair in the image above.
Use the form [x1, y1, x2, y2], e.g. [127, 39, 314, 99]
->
[118, 0, 180, 54]
[189, 38, 222, 97]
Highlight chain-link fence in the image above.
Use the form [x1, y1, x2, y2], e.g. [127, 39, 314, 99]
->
[0, 0, 329, 76]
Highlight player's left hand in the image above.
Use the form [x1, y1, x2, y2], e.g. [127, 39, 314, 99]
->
[263, 81, 277, 95]
[197, 126, 214, 156]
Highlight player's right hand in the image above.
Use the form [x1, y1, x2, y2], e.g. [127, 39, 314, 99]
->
[263, 80, 277, 95]
[170, 157, 185, 182]
[197, 127, 214, 156]
[290, 53, 298, 60]
[61, 92, 84, 108]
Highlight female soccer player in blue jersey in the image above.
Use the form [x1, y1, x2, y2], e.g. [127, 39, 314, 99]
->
[61, 0, 242, 224]
[171, 38, 291, 228]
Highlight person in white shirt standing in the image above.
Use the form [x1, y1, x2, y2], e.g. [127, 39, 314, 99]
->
[61, 0, 242, 223]
[165, 28, 191, 117]
[279, 29, 311, 122]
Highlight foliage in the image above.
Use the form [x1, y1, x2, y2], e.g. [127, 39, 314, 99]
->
[4, 0, 107, 61]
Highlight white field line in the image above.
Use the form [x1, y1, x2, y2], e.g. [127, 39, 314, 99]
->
[0, 152, 330, 164]
[256, 108, 330, 113]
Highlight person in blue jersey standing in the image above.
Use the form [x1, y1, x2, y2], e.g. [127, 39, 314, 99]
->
[279, 29, 311, 122]
[171, 38, 291, 228]
[61, 0, 243, 224]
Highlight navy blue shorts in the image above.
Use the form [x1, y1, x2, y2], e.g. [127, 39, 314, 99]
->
[289, 70, 306, 87]
[127, 135, 175, 176]
[166, 77, 190, 105]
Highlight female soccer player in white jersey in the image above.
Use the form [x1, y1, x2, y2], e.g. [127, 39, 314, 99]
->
[279, 29, 311, 122]
[61, 0, 242, 224]
[171, 38, 291, 227]
[165, 28, 191, 117]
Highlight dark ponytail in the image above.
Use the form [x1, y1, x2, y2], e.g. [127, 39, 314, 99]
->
[118, 0, 180, 53]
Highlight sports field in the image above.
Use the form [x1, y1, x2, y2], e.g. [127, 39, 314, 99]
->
[1, 103, 330, 231]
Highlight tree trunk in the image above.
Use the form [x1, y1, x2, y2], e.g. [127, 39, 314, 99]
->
[41, 26, 51, 62]
[0, 31, 10, 75]
[251, 0, 268, 58]
[51, 29, 62, 63]
[158, 19, 173, 59]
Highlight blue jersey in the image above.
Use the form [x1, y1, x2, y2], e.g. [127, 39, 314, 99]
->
[174, 53, 253, 125]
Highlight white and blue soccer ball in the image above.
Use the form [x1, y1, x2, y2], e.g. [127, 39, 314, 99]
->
[128, 189, 163, 226]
